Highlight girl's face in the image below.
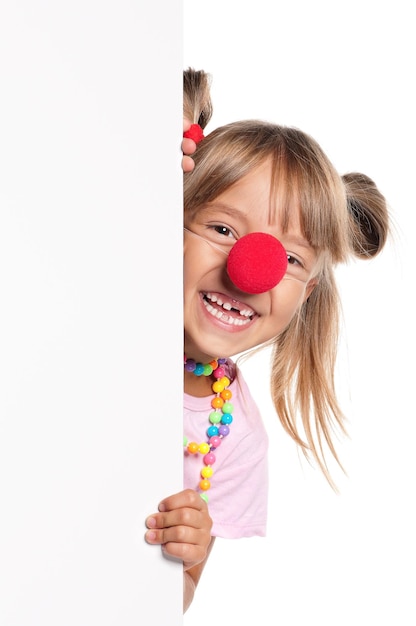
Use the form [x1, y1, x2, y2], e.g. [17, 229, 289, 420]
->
[184, 160, 321, 362]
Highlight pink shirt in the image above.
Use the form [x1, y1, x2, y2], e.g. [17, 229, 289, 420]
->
[184, 363, 268, 539]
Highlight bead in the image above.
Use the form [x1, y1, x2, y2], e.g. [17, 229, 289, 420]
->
[209, 410, 222, 424]
[184, 355, 235, 499]
[222, 402, 234, 414]
[211, 396, 224, 409]
[212, 380, 225, 393]
[213, 366, 225, 379]
[209, 435, 221, 448]
[194, 363, 204, 376]
[203, 452, 216, 465]
[219, 424, 230, 437]
[201, 466, 213, 478]
[198, 442, 210, 455]
[184, 358, 196, 372]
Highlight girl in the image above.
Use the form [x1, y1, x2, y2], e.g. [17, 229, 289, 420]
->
[145, 69, 390, 613]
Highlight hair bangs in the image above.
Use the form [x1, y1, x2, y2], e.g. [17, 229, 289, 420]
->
[268, 130, 351, 263]
[184, 121, 351, 264]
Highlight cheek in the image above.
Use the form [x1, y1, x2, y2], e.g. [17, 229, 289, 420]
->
[183, 245, 200, 286]
[183, 245, 218, 295]
[271, 280, 309, 320]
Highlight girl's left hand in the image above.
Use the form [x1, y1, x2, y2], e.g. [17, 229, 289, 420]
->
[145, 488, 213, 571]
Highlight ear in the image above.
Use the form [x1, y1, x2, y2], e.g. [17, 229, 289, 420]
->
[303, 278, 319, 303]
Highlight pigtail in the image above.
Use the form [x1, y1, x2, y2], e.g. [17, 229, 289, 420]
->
[343, 172, 389, 258]
[270, 265, 345, 490]
[183, 67, 213, 130]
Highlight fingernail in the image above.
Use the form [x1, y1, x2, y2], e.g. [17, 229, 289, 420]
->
[158, 503, 166, 512]
[146, 516, 156, 528]
[145, 530, 157, 542]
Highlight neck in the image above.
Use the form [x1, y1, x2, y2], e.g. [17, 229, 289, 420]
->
[184, 369, 215, 396]
[184, 334, 223, 366]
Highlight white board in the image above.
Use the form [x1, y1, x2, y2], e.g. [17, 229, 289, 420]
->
[0, 2, 183, 624]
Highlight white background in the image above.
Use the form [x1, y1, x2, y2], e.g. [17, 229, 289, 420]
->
[184, 1, 415, 624]
[0, 2, 183, 624]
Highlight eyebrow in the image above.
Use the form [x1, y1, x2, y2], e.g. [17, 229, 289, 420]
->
[202, 203, 247, 220]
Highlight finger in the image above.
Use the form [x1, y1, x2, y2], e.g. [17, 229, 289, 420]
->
[182, 156, 195, 172]
[159, 489, 206, 513]
[145, 523, 201, 546]
[181, 137, 197, 155]
[146, 527, 210, 569]
[162, 537, 207, 563]
[146, 506, 209, 536]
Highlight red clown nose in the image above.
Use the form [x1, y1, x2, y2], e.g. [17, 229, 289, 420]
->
[227, 232, 288, 294]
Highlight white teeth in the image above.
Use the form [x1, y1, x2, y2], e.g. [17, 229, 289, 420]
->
[208, 293, 224, 307]
[203, 298, 252, 326]
[205, 292, 254, 319]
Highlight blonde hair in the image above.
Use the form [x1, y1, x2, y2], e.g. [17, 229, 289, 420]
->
[183, 67, 213, 130]
[183, 69, 389, 487]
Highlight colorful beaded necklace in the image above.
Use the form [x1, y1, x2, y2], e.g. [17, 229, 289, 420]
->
[184, 356, 234, 503]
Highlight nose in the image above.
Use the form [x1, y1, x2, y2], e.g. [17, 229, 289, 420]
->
[227, 232, 288, 294]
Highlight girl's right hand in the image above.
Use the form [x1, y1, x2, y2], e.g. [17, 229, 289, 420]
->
[182, 119, 197, 172]
[145, 488, 213, 571]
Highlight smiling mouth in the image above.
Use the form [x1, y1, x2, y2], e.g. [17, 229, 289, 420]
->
[202, 292, 256, 326]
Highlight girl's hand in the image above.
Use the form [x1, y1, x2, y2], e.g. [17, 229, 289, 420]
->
[145, 488, 213, 571]
[182, 119, 197, 173]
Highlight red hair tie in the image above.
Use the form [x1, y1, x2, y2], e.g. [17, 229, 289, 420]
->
[183, 123, 204, 144]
